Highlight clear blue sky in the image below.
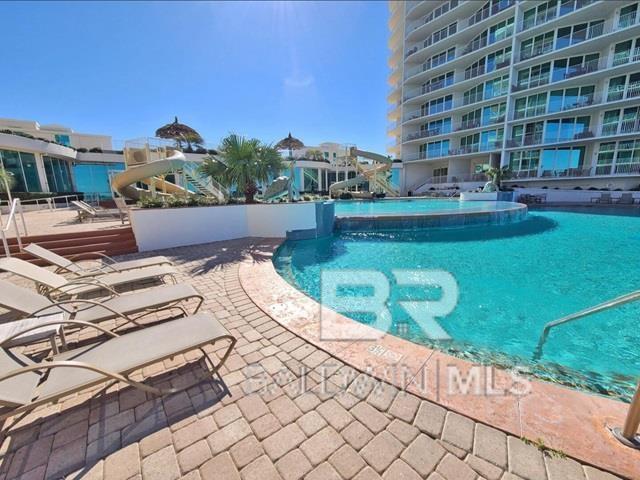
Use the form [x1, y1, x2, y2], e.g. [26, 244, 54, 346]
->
[1, 1, 390, 153]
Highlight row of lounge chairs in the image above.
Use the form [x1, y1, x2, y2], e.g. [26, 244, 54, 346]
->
[0, 245, 237, 425]
[591, 193, 638, 204]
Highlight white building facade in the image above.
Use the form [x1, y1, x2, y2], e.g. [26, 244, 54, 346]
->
[388, 0, 640, 194]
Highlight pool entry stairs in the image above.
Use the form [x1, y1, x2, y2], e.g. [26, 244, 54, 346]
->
[0, 227, 139, 266]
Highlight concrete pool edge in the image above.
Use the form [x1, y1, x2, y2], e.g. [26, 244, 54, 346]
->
[239, 243, 640, 479]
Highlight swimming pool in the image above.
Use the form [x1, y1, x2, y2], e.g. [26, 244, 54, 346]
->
[334, 198, 517, 216]
[274, 208, 640, 400]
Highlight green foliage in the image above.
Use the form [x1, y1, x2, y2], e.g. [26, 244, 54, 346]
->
[0, 168, 16, 193]
[484, 166, 511, 190]
[137, 196, 164, 209]
[199, 134, 284, 203]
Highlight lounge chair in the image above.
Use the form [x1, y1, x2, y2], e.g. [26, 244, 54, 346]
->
[0, 313, 236, 421]
[615, 193, 635, 205]
[591, 193, 612, 204]
[23, 243, 173, 276]
[72, 200, 126, 224]
[0, 278, 203, 332]
[0, 257, 177, 298]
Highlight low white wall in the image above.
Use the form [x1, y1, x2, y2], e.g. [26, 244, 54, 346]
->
[130, 202, 318, 252]
[246, 203, 316, 237]
[460, 192, 498, 201]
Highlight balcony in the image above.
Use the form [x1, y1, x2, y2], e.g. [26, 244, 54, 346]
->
[607, 82, 640, 102]
[519, 0, 597, 32]
[507, 130, 594, 148]
[467, 0, 515, 27]
[612, 47, 640, 67]
[403, 127, 451, 142]
[601, 119, 640, 137]
[513, 95, 596, 120]
[406, 0, 462, 36]
[403, 78, 452, 102]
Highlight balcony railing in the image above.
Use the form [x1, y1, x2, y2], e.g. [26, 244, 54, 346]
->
[594, 163, 640, 176]
[539, 167, 592, 178]
[613, 47, 640, 67]
[519, 0, 597, 32]
[468, 0, 515, 27]
[403, 127, 451, 142]
[607, 82, 640, 102]
[601, 119, 640, 137]
[519, 40, 555, 62]
[406, 0, 462, 36]
[618, 10, 640, 29]
[402, 78, 452, 101]
[507, 130, 594, 148]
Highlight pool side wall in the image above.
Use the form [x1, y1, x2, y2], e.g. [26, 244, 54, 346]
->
[335, 203, 527, 232]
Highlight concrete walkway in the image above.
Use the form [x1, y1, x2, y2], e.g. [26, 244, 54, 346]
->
[0, 239, 624, 480]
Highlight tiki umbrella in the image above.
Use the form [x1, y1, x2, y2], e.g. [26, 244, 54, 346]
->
[155, 116, 204, 150]
[275, 133, 304, 201]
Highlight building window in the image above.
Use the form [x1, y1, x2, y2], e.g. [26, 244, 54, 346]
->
[43, 156, 73, 192]
[509, 150, 540, 173]
[607, 73, 640, 102]
[543, 116, 590, 144]
[517, 62, 551, 89]
[539, 146, 585, 176]
[514, 93, 547, 119]
[596, 142, 615, 174]
[520, 31, 555, 61]
[433, 167, 448, 179]
[0, 149, 42, 192]
[522, 1, 558, 31]
[73, 162, 125, 199]
[612, 37, 640, 66]
[551, 53, 599, 82]
[54, 134, 71, 146]
[548, 86, 595, 113]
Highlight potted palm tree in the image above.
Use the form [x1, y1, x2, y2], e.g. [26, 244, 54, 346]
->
[484, 165, 511, 191]
[199, 134, 283, 204]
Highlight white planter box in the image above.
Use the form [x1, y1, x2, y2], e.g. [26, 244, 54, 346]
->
[460, 192, 498, 201]
[130, 202, 320, 252]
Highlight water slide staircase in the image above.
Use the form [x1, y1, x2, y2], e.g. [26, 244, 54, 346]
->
[329, 148, 399, 197]
[111, 140, 227, 202]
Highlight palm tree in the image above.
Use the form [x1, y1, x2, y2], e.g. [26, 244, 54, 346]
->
[199, 134, 284, 203]
[484, 166, 511, 190]
[0, 167, 15, 200]
[305, 149, 324, 162]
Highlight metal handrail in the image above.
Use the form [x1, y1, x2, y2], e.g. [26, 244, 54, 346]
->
[0, 198, 27, 258]
[534, 291, 640, 449]
[535, 290, 640, 360]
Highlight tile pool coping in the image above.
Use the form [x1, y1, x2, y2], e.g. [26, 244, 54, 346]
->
[239, 242, 640, 479]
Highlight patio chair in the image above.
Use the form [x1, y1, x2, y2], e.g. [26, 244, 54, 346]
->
[0, 313, 236, 422]
[0, 257, 177, 298]
[23, 243, 173, 277]
[71, 200, 126, 225]
[0, 278, 204, 334]
[591, 193, 612, 204]
[615, 193, 635, 205]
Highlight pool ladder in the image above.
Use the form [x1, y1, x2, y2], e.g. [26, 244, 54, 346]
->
[534, 290, 640, 449]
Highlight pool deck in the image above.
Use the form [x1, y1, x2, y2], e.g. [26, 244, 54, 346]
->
[3, 209, 125, 238]
[0, 238, 633, 480]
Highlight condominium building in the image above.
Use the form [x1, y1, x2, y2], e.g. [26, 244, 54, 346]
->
[388, 0, 640, 194]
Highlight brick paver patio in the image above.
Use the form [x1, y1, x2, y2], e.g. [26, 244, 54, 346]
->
[0, 238, 624, 480]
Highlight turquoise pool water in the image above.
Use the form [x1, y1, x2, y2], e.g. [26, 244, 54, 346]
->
[334, 199, 518, 216]
[275, 208, 640, 400]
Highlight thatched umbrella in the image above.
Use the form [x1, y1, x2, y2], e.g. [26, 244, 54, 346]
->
[275, 133, 304, 201]
[155, 116, 204, 150]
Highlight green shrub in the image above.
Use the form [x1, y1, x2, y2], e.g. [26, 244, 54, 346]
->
[137, 196, 164, 209]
